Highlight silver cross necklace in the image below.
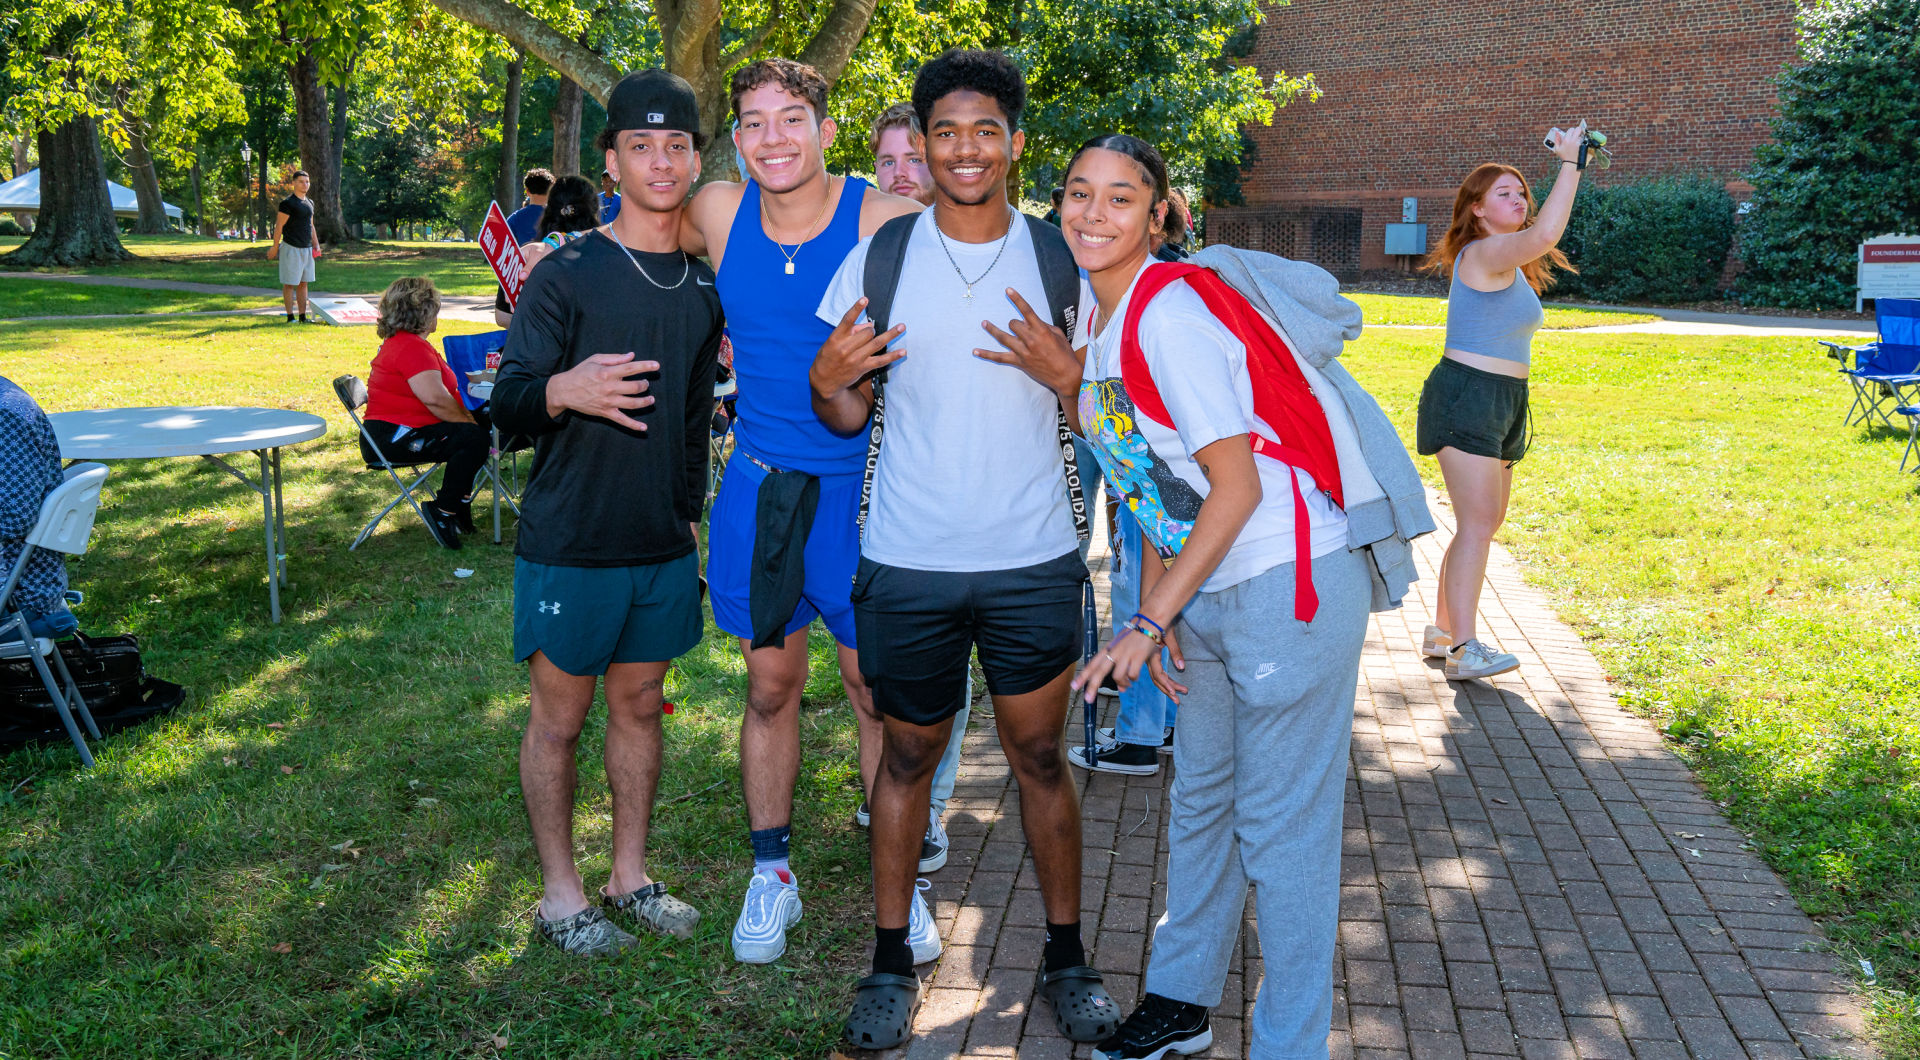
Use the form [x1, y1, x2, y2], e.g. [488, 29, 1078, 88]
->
[932, 203, 1016, 306]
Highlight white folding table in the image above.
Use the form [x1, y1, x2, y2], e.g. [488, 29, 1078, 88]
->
[49, 407, 328, 624]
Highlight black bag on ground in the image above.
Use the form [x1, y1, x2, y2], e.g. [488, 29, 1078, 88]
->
[0, 632, 146, 715]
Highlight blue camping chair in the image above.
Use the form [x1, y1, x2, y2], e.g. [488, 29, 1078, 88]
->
[1820, 298, 1920, 428]
[441, 330, 522, 543]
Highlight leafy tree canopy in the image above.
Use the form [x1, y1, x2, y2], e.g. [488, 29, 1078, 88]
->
[1737, 0, 1920, 309]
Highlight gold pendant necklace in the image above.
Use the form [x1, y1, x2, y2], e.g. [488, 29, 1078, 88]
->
[763, 175, 837, 276]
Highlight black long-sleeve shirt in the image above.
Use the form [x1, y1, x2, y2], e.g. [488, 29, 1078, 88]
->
[492, 232, 723, 567]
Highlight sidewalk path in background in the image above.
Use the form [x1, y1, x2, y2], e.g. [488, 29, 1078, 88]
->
[863, 501, 1880, 1059]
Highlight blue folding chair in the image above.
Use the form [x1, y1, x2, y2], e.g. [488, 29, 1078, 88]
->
[1820, 298, 1920, 428]
[442, 331, 521, 543]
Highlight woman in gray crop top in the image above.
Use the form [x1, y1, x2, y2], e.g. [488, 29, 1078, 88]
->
[1414, 122, 1588, 682]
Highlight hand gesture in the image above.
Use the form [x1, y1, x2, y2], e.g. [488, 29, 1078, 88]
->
[1545, 120, 1588, 165]
[810, 297, 906, 397]
[546, 352, 659, 431]
[975, 288, 1082, 397]
[1071, 625, 1189, 706]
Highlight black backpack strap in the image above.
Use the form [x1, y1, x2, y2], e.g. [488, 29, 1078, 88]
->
[857, 213, 919, 540]
[1024, 215, 1090, 545]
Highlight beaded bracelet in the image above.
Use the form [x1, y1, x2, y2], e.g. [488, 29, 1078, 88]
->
[1125, 618, 1165, 646]
[1130, 612, 1165, 637]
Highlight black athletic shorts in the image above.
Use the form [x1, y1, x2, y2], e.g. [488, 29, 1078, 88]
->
[1415, 356, 1531, 463]
[851, 550, 1087, 726]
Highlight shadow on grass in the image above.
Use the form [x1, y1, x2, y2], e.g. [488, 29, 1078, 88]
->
[0, 441, 877, 1058]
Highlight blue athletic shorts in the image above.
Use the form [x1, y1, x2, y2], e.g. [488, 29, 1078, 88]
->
[512, 553, 702, 675]
[706, 452, 862, 648]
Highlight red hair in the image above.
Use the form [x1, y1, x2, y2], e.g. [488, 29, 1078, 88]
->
[1423, 163, 1572, 294]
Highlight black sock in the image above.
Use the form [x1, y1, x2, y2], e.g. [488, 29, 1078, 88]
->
[285, 312, 294, 321]
[299, 313, 307, 321]
[873, 925, 913, 978]
[1044, 919, 1085, 972]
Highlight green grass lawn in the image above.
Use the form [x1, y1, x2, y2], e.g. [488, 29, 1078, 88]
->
[0, 234, 497, 296]
[0, 281, 262, 318]
[3, 313, 1917, 1055]
[1, 316, 874, 1058]
[1352, 330, 1920, 1055]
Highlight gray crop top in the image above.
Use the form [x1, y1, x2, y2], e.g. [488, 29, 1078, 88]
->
[1443, 247, 1544, 367]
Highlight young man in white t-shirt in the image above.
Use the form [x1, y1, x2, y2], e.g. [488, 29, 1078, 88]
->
[810, 50, 1118, 1051]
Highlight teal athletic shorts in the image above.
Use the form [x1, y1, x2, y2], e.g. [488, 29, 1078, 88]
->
[512, 552, 702, 676]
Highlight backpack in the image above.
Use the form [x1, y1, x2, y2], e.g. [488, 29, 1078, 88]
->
[858, 211, 1090, 546]
[1116, 261, 1345, 622]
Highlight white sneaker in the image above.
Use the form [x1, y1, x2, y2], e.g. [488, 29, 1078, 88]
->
[731, 869, 802, 964]
[920, 806, 949, 874]
[907, 878, 942, 965]
[1446, 638, 1520, 680]
[1421, 624, 1453, 659]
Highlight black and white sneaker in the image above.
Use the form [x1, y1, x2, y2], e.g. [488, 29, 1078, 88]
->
[1067, 738, 1160, 776]
[920, 807, 949, 873]
[1094, 726, 1175, 755]
[1093, 993, 1212, 1060]
[853, 800, 870, 829]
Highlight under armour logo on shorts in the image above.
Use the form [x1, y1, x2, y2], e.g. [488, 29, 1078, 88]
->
[539, 601, 561, 615]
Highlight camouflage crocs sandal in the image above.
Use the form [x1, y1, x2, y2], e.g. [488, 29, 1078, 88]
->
[535, 905, 637, 956]
[603, 881, 702, 939]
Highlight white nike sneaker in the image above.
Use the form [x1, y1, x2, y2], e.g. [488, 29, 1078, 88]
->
[1421, 624, 1453, 659]
[1446, 638, 1520, 680]
[907, 878, 942, 965]
[731, 869, 803, 964]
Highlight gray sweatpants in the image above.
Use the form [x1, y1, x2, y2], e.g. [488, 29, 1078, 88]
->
[1144, 547, 1370, 1059]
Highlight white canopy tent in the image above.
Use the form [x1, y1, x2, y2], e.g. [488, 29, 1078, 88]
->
[0, 168, 184, 221]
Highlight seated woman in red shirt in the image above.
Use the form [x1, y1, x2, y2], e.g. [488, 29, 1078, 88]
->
[360, 277, 490, 548]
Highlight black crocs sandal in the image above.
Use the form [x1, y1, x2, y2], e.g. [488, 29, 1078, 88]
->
[1038, 964, 1122, 1042]
[844, 972, 921, 1050]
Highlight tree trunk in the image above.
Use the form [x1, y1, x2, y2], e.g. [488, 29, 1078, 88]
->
[123, 89, 170, 234]
[289, 49, 349, 244]
[191, 155, 209, 236]
[496, 49, 524, 209]
[429, 0, 879, 185]
[1, 115, 131, 266]
[9, 137, 32, 231]
[329, 79, 350, 196]
[552, 75, 583, 177]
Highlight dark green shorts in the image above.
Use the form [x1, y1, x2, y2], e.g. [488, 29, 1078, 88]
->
[1415, 357, 1531, 463]
[512, 553, 701, 676]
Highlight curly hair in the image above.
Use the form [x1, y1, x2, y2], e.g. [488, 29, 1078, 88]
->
[869, 101, 918, 155]
[522, 168, 555, 196]
[730, 58, 830, 123]
[912, 49, 1026, 134]
[376, 277, 441, 339]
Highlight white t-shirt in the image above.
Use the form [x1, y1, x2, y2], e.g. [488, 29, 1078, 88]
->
[818, 210, 1079, 572]
[1077, 263, 1348, 594]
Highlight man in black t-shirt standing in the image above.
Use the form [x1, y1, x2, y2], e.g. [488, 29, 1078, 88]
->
[269, 171, 317, 323]
[490, 70, 724, 956]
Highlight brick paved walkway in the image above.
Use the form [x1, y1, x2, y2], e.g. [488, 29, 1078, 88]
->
[864, 502, 1879, 1060]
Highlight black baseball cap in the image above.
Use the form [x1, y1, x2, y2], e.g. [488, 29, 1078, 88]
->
[606, 70, 703, 141]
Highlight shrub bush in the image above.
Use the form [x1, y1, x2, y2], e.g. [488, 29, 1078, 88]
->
[0, 218, 25, 236]
[1538, 173, 1737, 305]
[1737, 0, 1920, 310]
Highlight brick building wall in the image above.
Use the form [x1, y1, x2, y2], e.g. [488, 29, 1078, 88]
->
[1216, 0, 1800, 275]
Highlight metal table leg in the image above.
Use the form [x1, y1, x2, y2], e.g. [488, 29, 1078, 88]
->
[258, 450, 281, 624]
[272, 447, 288, 587]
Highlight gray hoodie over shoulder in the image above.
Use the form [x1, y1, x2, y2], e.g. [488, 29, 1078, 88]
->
[1188, 244, 1436, 612]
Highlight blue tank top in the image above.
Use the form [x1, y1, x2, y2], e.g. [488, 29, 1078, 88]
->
[1443, 246, 1544, 367]
[716, 177, 870, 475]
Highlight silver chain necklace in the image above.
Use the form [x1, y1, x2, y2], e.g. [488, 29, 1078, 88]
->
[602, 227, 690, 290]
[932, 203, 1016, 306]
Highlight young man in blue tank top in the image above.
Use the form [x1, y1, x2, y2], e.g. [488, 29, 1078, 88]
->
[678, 58, 926, 965]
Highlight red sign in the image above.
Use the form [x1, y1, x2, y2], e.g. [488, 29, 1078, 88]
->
[1863, 243, 1920, 263]
[479, 201, 529, 308]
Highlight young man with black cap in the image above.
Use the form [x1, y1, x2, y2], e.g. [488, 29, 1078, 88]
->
[678, 58, 929, 967]
[491, 69, 722, 957]
[812, 49, 1118, 1049]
